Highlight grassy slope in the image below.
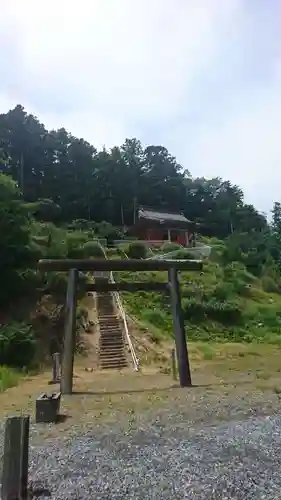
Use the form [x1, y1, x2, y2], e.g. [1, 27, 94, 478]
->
[111, 244, 281, 344]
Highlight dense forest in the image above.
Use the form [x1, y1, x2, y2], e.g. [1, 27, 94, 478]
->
[0, 104, 269, 237]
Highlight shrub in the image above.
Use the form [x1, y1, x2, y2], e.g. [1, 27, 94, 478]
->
[82, 241, 105, 258]
[141, 308, 171, 332]
[94, 221, 124, 241]
[127, 242, 147, 259]
[68, 219, 92, 231]
[183, 297, 242, 325]
[0, 322, 36, 367]
[67, 246, 87, 259]
[213, 282, 235, 300]
[160, 242, 181, 253]
[232, 279, 253, 297]
[66, 231, 88, 257]
[106, 248, 119, 258]
[172, 249, 196, 260]
[117, 244, 130, 257]
[0, 175, 35, 304]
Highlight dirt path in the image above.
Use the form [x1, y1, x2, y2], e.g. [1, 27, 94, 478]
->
[1, 342, 281, 442]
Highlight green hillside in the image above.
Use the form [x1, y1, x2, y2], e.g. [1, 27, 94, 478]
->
[2, 105, 281, 390]
[113, 242, 281, 344]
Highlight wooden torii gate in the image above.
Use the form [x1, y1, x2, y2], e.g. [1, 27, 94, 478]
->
[38, 258, 203, 394]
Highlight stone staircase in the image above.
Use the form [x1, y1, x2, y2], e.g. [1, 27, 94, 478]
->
[95, 278, 128, 370]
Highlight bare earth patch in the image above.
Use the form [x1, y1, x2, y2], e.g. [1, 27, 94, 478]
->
[0, 342, 281, 438]
[1, 343, 281, 499]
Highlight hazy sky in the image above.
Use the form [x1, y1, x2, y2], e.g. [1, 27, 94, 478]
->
[1, 0, 280, 214]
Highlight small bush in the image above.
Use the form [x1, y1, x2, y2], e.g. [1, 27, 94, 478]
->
[160, 242, 181, 253]
[117, 244, 130, 258]
[232, 279, 253, 297]
[67, 246, 87, 259]
[66, 231, 88, 257]
[127, 242, 147, 259]
[213, 282, 235, 300]
[45, 238, 68, 258]
[94, 221, 124, 240]
[68, 219, 92, 231]
[82, 241, 105, 258]
[106, 248, 119, 258]
[183, 298, 242, 325]
[142, 308, 170, 332]
[0, 322, 36, 367]
[172, 249, 196, 260]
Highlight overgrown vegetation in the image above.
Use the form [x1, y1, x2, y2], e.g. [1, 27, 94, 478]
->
[0, 366, 21, 392]
[0, 174, 93, 374]
[116, 235, 281, 344]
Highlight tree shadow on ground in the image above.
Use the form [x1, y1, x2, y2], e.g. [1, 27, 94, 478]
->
[72, 380, 253, 397]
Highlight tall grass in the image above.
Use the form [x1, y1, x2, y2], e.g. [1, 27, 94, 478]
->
[0, 366, 21, 392]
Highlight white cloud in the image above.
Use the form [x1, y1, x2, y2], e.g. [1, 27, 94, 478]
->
[0, 0, 238, 139]
[1, 0, 281, 212]
[187, 68, 281, 211]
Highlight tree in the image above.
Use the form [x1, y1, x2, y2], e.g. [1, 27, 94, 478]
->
[0, 174, 33, 304]
[0, 104, 270, 237]
[272, 202, 281, 235]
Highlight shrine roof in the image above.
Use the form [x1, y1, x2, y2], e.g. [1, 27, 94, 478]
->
[138, 206, 192, 224]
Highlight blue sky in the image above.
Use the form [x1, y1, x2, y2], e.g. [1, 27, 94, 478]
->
[1, 0, 280, 214]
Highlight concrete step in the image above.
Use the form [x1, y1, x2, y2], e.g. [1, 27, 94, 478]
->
[100, 333, 122, 339]
[100, 330, 123, 335]
[99, 331, 123, 337]
[100, 341, 124, 348]
[99, 314, 116, 318]
[99, 347, 125, 355]
[99, 335, 123, 341]
[99, 352, 126, 360]
[99, 334, 123, 340]
[99, 323, 121, 329]
[99, 316, 120, 321]
[100, 361, 127, 368]
[99, 328, 122, 333]
[100, 345, 124, 351]
[100, 360, 128, 369]
[99, 324, 121, 329]
[100, 339, 123, 345]
[99, 326, 122, 332]
[99, 311, 118, 320]
[99, 323, 122, 332]
[99, 323, 121, 328]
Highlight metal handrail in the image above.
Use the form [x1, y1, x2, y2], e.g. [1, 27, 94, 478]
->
[109, 271, 139, 371]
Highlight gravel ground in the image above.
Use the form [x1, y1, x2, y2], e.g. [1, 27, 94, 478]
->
[0, 414, 275, 499]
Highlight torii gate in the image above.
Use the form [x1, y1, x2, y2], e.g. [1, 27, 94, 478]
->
[38, 258, 203, 394]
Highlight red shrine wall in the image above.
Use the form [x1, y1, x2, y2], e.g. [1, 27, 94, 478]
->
[137, 227, 193, 246]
